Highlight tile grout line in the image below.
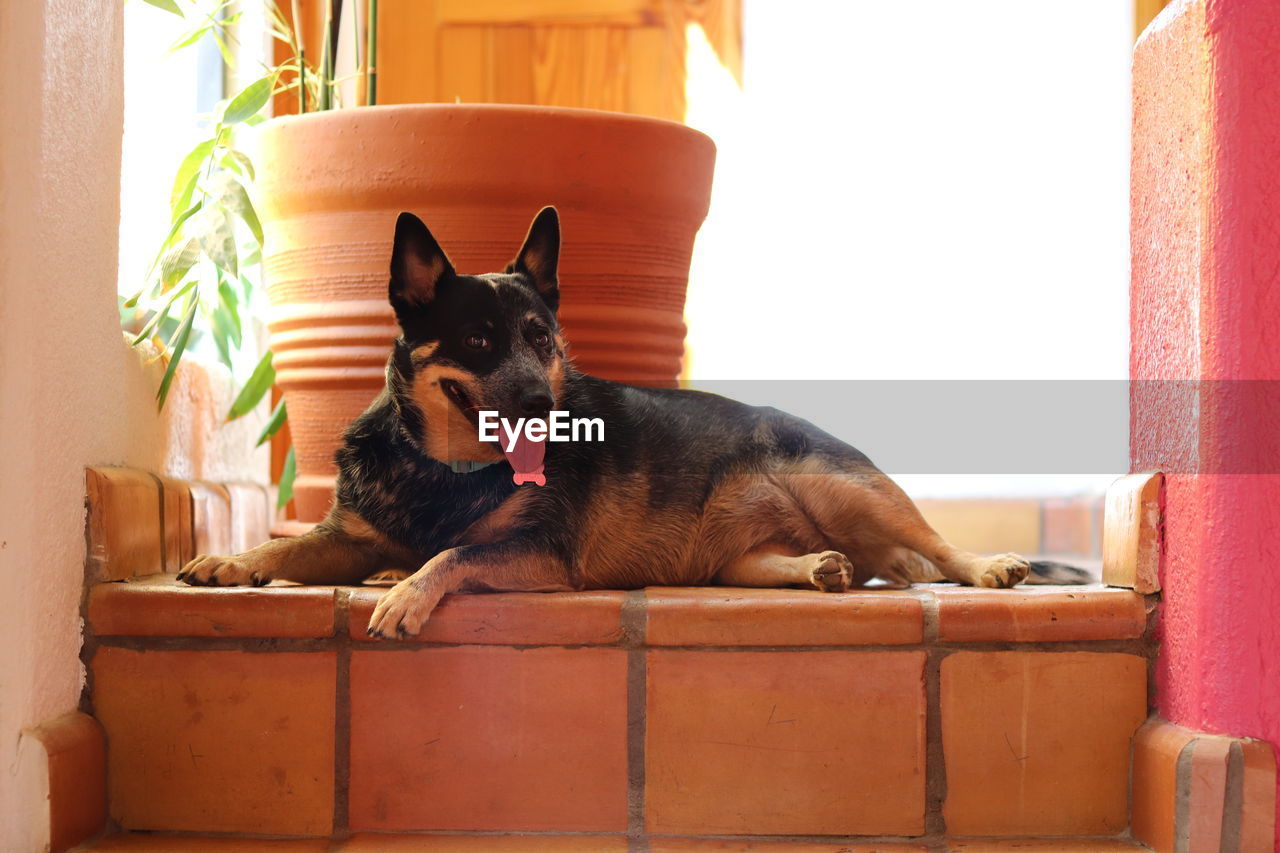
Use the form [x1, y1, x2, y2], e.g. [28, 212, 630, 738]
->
[924, 650, 948, 836]
[88, 632, 1152, 656]
[922, 590, 940, 645]
[922, 591, 947, 837]
[146, 471, 168, 574]
[1173, 737, 1197, 853]
[333, 588, 352, 838]
[621, 590, 649, 853]
[1219, 741, 1244, 853]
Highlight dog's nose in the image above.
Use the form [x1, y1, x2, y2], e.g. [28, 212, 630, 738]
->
[518, 389, 553, 416]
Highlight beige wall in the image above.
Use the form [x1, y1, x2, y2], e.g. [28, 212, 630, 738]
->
[0, 2, 265, 849]
[1, 1, 126, 847]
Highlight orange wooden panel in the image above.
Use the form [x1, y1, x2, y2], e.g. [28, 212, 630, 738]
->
[436, 0, 656, 26]
[285, 0, 734, 124]
[376, 0, 440, 105]
[439, 25, 488, 103]
[530, 26, 583, 110]
[488, 27, 535, 104]
[626, 25, 685, 120]
[578, 27, 631, 113]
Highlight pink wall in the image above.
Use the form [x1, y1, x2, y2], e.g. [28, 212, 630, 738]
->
[1132, 0, 1280, 846]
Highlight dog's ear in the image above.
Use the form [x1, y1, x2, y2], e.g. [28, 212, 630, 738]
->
[506, 206, 560, 312]
[389, 212, 455, 320]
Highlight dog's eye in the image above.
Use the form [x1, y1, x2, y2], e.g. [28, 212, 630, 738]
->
[464, 334, 489, 350]
[532, 332, 550, 348]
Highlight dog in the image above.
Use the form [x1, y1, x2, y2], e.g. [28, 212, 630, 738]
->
[178, 207, 1086, 638]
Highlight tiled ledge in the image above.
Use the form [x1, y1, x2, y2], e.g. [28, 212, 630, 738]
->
[76, 832, 1152, 851]
[88, 576, 1151, 648]
[83, 579, 1153, 842]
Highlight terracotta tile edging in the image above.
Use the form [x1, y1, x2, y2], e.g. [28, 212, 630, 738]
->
[644, 586, 925, 647]
[1131, 717, 1277, 853]
[85, 468, 165, 582]
[87, 576, 338, 639]
[348, 588, 626, 646]
[933, 586, 1148, 643]
[1102, 471, 1164, 593]
[24, 711, 108, 853]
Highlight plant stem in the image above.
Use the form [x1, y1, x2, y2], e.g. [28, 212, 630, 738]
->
[352, 0, 362, 101]
[365, 0, 377, 106]
[318, 0, 332, 110]
[327, 0, 343, 109]
[290, 0, 306, 113]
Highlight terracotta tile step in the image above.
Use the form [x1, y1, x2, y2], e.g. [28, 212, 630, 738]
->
[89, 575, 1151, 646]
[85, 579, 1151, 839]
[75, 834, 1153, 852]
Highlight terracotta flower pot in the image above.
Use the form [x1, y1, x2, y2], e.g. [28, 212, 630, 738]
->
[253, 104, 716, 521]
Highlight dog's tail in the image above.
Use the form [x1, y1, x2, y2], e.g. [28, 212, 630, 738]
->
[1024, 560, 1093, 585]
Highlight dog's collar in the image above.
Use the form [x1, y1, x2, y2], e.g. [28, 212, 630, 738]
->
[446, 459, 499, 474]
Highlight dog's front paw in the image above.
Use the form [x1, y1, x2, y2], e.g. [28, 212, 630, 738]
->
[177, 554, 270, 587]
[973, 553, 1030, 588]
[367, 579, 442, 640]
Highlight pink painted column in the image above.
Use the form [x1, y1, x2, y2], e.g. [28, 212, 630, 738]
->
[1132, 0, 1280, 846]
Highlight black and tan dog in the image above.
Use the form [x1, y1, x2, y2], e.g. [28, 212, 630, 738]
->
[179, 208, 1080, 637]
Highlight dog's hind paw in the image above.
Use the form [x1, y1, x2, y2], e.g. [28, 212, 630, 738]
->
[177, 554, 269, 587]
[808, 550, 853, 593]
[973, 553, 1031, 588]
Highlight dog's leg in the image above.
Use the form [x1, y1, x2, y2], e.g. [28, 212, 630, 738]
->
[860, 493, 1029, 587]
[715, 545, 853, 592]
[788, 466, 1030, 588]
[367, 541, 573, 639]
[178, 511, 404, 587]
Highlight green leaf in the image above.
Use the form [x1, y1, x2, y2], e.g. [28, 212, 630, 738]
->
[217, 176, 263, 245]
[276, 446, 296, 509]
[221, 149, 255, 181]
[223, 75, 274, 124]
[226, 350, 275, 420]
[210, 30, 237, 70]
[196, 205, 237, 277]
[156, 297, 197, 409]
[141, 0, 183, 14]
[256, 397, 288, 446]
[132, 279, 195, 345]
[170, 138, 214, 215]
[171, 172, 200, 219]
[209, 307, 235, 369]
[171, 24, 210, 51]
[217, 278, 242, 339]
[153, 201, 202, 262]
[157, 238, 201, 291]
[239, 273, 255, 299]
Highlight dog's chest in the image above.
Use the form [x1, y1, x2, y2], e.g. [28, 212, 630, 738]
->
[358, 465, 516, 555]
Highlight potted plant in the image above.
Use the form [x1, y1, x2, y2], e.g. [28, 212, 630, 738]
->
[126, 0, 716, 522]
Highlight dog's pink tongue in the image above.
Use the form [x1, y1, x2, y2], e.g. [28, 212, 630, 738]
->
[500, 423, 546, 486]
